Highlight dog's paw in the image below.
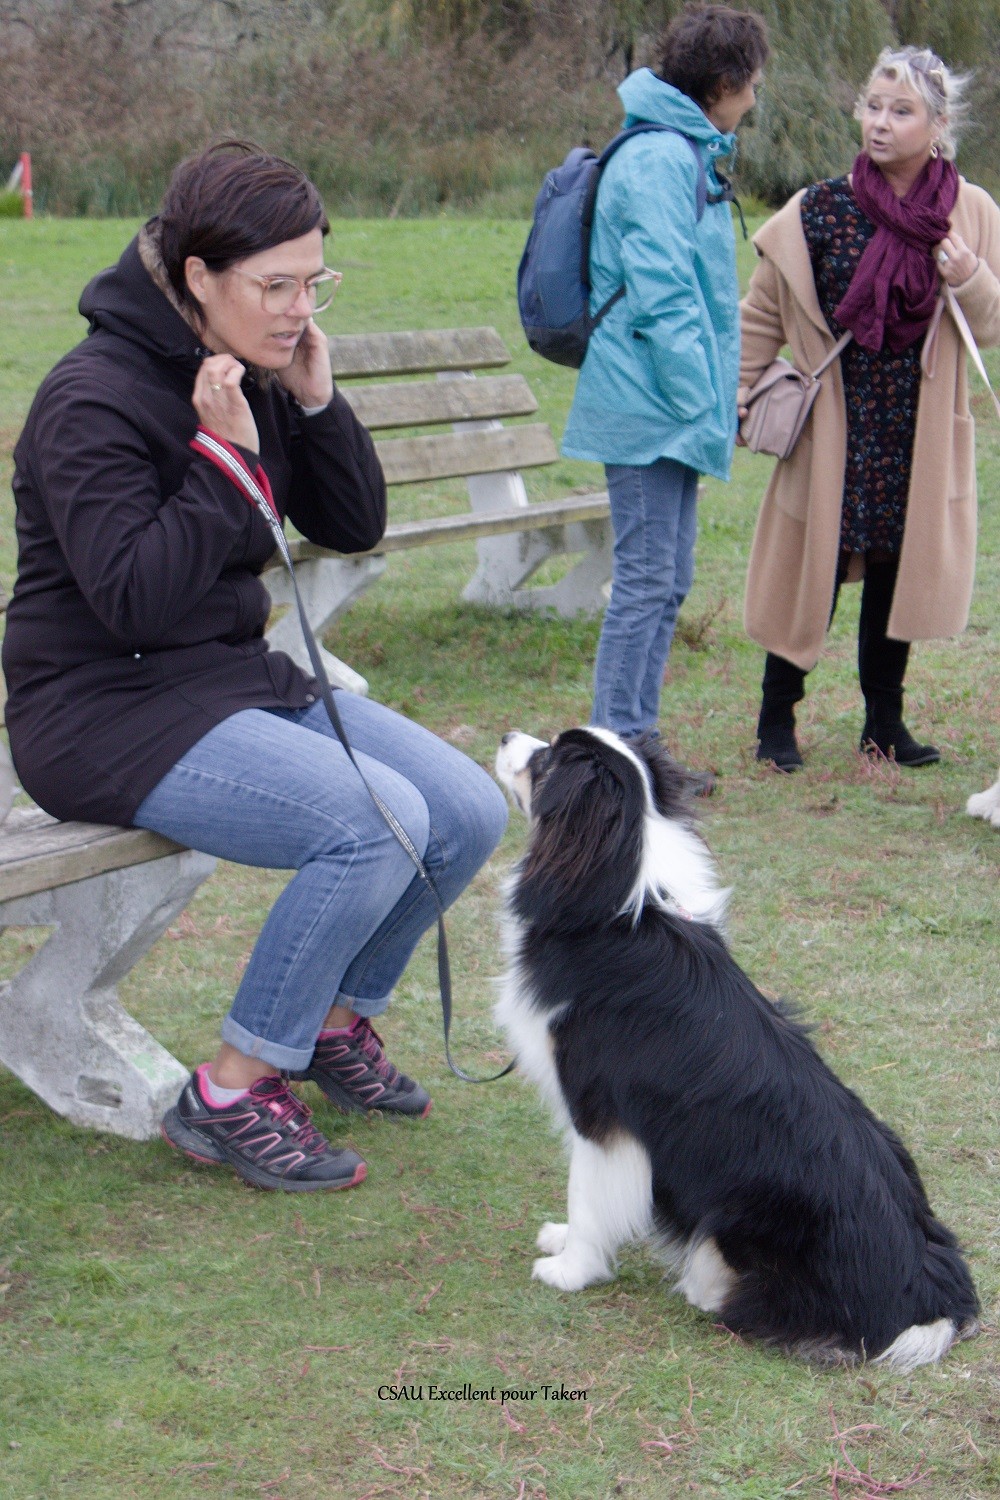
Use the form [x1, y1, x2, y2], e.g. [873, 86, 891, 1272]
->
[531, 1252, 611, 1291]
[532, 1254, 589, 1291]
[675, 1237, 736, 1313]
[966, 780, 1000, 827]
[536, 1222, 569, 1255]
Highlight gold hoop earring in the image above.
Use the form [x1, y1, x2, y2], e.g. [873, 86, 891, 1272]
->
[930, 141, 940, 159]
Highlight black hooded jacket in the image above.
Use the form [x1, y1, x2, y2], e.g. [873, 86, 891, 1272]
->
[3, 234, 387, 825]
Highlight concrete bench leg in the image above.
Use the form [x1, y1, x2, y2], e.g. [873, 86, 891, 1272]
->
[266, 554, 387, 695]
[464, 507, 613, 617]
[438, 373, 612, 616]
[0, 849, 216, 1140]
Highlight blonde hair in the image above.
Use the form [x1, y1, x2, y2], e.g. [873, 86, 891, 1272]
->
[855, 46, 970, 160]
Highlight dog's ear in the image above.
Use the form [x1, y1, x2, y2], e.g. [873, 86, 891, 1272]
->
[514, 739, 646, 931]
[633, 734, 698, 822]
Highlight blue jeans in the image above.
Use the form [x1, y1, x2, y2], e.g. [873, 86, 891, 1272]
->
[592, 459, 699, 737]
[133, 697, 508, 1070]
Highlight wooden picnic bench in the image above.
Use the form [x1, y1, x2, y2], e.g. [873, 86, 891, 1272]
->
[0, 325, 611, 1139]
[265, 325, 612, 692]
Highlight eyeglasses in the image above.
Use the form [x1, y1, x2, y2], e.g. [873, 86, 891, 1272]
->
[229, 267, 343, 315]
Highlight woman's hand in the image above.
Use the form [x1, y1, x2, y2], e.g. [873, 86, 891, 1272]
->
[277, 320, 334, 410]
[735, 390, 749, 446]
[934, 232, 979, 289]
[193, 355, 260, 454]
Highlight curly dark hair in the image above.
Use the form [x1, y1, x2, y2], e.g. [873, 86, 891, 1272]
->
[154, 140, 329, 316]
[658, 3, 769, 109]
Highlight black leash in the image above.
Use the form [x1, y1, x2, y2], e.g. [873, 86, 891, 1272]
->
[195, 429, 514, 1083]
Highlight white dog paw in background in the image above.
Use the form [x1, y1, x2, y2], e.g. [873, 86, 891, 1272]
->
[532, 1251, 611, 1291]
[532, 1224, 614, 1289]
[535, 1222, 569, 1255]
[966, 771, 1000, 829]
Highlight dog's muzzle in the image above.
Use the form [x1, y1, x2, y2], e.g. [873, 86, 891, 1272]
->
[495, 731, 548, 817]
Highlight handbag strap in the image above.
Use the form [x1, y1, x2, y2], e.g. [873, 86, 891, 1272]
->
[944, 283, 1000, 421]
[809, 330, 853, 381]
[191, 427, 515, 1085]
[743, 330, 852, 406]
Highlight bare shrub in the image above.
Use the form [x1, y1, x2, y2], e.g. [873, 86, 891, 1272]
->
[2, 0, 993, 215]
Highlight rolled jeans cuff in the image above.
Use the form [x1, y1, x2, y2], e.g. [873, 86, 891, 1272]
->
[337, 989, 393, 1020]
[220, 1014, 316, 1072]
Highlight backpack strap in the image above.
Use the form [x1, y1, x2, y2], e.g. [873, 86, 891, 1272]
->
[585, 125, 708, 249]
[586, 124, 716, 331]
[710, 167, 748, 239]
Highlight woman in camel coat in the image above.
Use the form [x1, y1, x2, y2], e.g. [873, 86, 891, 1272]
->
[739, 46, 1000, 770]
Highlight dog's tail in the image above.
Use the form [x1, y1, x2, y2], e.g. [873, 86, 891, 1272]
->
[872, 1314, 978, 1373]
[872, 1235, 980, 1373]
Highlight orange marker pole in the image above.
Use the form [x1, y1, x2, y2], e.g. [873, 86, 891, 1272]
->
[20, 152, 33, 218]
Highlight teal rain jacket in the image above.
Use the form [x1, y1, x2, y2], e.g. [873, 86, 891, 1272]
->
[561, 69, 741, 481]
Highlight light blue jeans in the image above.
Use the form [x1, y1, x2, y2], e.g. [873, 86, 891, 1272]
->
[592, 458, 699, 737]
[133, 697, 508, 1070]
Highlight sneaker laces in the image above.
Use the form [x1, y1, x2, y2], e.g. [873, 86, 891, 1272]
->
[252, 1076, 328, 1154]
[355, 1019, 399, 1083]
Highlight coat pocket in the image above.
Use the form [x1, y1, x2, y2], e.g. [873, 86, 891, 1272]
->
[770, 431, 813, 522]
[949, 413, 976, 503]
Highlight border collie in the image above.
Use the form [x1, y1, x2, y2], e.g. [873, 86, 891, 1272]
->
[494, 727, 979, 1371]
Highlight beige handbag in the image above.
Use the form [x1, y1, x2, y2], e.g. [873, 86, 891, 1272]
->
[740, 332, 852, 460]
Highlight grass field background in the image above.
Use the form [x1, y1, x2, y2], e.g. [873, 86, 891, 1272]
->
[0, 216, 998, 1499]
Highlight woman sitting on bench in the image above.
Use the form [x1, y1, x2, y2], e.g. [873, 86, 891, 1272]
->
[3, 141, 508, 1192]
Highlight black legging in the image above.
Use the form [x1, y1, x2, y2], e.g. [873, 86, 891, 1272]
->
[761, 552, 910, 710]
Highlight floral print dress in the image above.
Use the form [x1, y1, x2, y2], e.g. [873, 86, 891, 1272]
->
[801, 177, 922, 555]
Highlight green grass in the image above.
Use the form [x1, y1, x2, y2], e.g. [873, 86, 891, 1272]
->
[0, 217, 998, 1500]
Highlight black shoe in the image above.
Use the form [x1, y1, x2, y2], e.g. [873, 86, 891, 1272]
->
[755, 723, 803, 772]
[296, 1018, 432, 1118]
[687, 768, 717, 798]
[755, 738, 803, 773]
[860, 718, 940, 767]
[756, 700, 803, 773]
[161, 1069, 367, 1192]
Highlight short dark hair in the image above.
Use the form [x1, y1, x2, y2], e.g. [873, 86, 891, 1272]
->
[155, 140, 329, 314]
[658, 4, 769, 109]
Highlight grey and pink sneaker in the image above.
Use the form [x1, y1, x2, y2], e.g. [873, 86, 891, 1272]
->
[297, 1018, 432, 1118]
[161, 1067, 367, 1192]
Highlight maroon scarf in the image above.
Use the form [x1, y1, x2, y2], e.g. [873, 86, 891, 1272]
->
[834, 151, 958, 353]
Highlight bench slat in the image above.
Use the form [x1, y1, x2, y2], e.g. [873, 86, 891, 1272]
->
[329, 327, 509, 379]
[376, 424, 559, 486]
[0, 808, 185, 903]
[364, 496, 612, 553]
[280, 493, 610, 563]
[341, 374, 538, 431]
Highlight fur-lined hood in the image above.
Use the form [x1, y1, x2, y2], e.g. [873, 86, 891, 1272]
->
[78, 221, 274, 385]
[137, 219, 200, 328]
[77, 223, 206, 372]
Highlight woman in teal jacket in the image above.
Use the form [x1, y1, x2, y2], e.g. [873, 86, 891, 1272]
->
[564, 4, 768, 754]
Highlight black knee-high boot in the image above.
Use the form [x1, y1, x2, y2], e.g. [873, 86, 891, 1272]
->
[756, 653, 806, 771]
[755, 552, 852, 773]
[857, 556, 940, 766]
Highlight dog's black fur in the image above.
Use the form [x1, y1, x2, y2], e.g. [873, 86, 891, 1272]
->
[499, 728, 979, 1366]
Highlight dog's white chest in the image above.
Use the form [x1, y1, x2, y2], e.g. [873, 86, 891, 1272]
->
[494, 963, 570, 1130]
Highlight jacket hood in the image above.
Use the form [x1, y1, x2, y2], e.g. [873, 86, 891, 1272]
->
[618, 68, 736, 156]
[78, 225, 206, 371]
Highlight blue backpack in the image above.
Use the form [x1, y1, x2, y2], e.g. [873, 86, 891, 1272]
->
[517, 124, 725, 369]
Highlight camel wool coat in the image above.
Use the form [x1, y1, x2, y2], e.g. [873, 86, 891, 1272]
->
[740, 178, 1000, 670]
